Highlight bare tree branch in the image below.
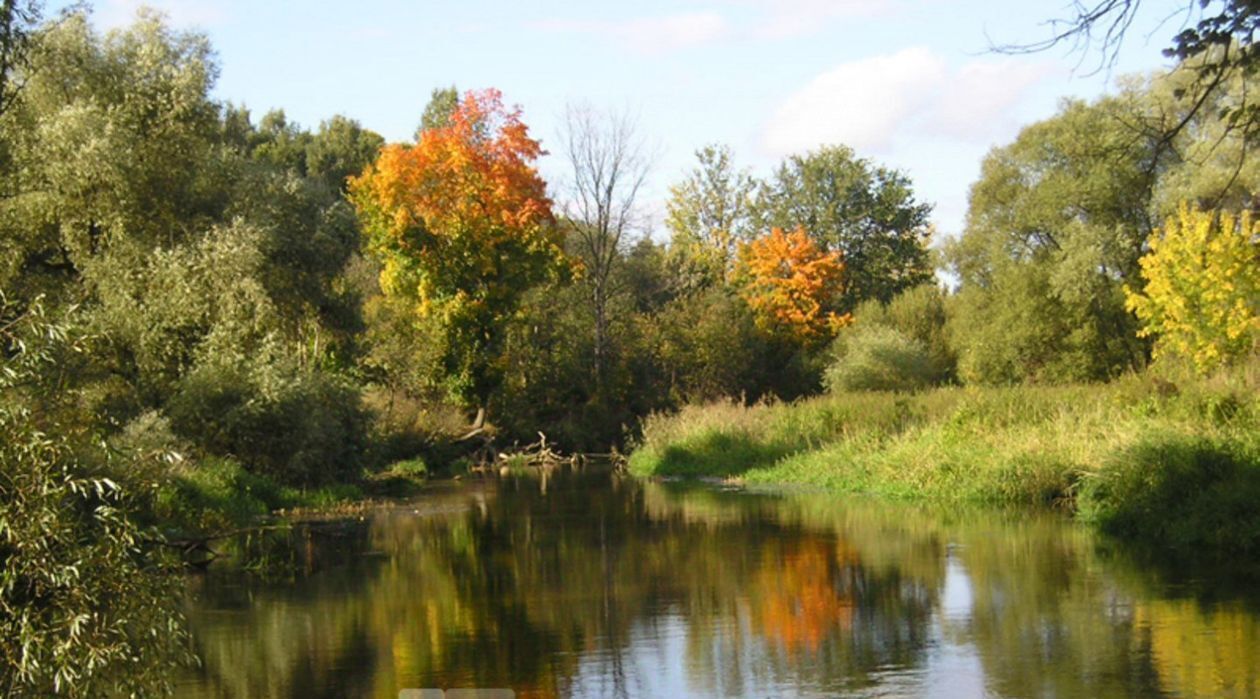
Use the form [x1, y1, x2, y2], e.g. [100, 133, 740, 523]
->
[557, 103, 653, 388]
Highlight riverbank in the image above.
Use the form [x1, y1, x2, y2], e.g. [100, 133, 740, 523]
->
[627, 365, 1260, 559]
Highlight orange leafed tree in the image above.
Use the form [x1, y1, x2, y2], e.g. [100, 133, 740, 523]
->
[737, 226, 850, 344]
[350, 89, 565, 411]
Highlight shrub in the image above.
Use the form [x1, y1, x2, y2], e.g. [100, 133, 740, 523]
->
[167, 360, 368, 486]
[825, 325, 936, 393]
[1079, 433, 1260, 557]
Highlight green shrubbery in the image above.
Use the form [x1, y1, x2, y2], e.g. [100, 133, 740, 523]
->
[825, 325, 936, 392]
[0, 300, 192, 696]
[629, 366, 1260, 557]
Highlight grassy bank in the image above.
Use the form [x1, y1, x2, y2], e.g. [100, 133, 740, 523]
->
[150, 456, 434, 536]
[628, 366, 1260, 558]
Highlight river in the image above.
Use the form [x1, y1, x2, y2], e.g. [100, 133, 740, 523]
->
[178, 467, 1259, 698]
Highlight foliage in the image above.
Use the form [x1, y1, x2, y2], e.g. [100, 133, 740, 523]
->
[849, 284, 955, 385]
[946, 93, 1160, 383]
[1079, 432, 1260, 556]
[736, 226, 850, 345]
[1125, 205, 1259, 373]
[754, 145, 934, 308]
[351, 88, 565, 409]
[0, 297, 191, 697]
[630, 366, 1260, 559]
[825, 324, 936, 393]
[665, 144, 756, 285]
[165, 357, 368, 486]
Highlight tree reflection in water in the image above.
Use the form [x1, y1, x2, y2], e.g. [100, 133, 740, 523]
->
[180, 469, 1260, 699]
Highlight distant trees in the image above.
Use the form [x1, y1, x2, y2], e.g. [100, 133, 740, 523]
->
[558, 104, 651, 389]
[754, 146, 935, 309]
[945, 93, 1157, 384]
[946, 60, 1259, 385]
[665, 144, 756, 287]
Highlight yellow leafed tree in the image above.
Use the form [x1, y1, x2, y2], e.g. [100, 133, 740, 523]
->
[1124, 204, 1259, 373]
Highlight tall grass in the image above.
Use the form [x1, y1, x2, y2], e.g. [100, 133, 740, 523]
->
[628, 364, 1260, 557]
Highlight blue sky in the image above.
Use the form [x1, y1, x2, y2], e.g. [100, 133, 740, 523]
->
[84, 0, 1187, 242]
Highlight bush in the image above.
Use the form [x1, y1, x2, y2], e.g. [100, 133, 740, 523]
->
[1079, 433, 1260, 557]
[167, 359, 368, 486]
[825, 325, 936, 393]
[852, 283, 956, 383]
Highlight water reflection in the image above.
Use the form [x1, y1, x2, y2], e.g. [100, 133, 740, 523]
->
[181, 469, 1260, 698]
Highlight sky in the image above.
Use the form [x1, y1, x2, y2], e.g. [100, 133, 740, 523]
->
[80, 0, 1190, 243]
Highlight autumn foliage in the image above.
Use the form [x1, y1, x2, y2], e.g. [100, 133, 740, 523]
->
[1124, 205, 1259, 373]
[737, 226, 850, 344]
[350, 89, 565, 405]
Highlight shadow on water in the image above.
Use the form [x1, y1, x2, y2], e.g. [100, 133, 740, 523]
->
[179, 468, 1260, 699]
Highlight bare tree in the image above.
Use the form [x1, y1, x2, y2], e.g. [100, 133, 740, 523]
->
[993, 1, 1257, 142]
[993, 1, 1257, 202]
[558, 104, 652, 389]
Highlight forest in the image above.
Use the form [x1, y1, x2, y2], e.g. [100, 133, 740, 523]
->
[0, 0, 1256, 696]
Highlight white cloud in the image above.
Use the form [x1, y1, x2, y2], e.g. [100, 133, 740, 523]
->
[762, 47, 1054, 156]
[763, 47, 946, 154]
[532, 13, 730, 54]
[931, 61, 1056, 140]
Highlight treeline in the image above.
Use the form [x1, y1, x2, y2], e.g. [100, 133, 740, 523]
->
[0, 5, 1256, 694]
[1, 11, 1256, 495]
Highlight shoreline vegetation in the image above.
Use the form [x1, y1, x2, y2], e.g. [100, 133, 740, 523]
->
[627, 365, 1260, 561]
[1, 2, 1258, 694]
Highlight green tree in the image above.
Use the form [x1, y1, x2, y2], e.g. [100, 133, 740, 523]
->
[0, 296, 192, 697]
[825, 324, 935, 393]
[416, 84, 458, 137]
[848, 284, 955, 385]
[306, 114, 384, 192]
[754, 145, 933, 309]
[665, 144, 756, 287]
[946, 93, 1161, 383]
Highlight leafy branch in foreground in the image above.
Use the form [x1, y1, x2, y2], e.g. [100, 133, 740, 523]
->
[0, 296, 192, 697]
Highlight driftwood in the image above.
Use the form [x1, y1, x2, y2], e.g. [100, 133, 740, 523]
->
[466, 432, 595, 474]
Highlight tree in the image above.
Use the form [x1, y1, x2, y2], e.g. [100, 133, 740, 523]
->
[305, 114, 384, 192]
[665, 144, 756, 286]
[0, 296, 192, 697]
[736, 226, 850, 345]
[557, 103, 651, 388]
[754, 146, 933, 308]
[350, 89, 565, 421]
[0, 10, 223, 304]
[0, 0, 41, 119]
[1002, 1, 1257, 170]
[848, 284, 956, 385]
[946, 93, 1161, 383]
[1124, 204, 1259, 372]
[416, 84, 458, 137]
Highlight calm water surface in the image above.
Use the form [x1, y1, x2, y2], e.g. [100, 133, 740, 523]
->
[180, 469, 1260, 698]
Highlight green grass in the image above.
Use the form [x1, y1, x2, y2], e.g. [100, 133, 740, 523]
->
[153, 457, 365, 535]
[628, 365, 1260, 558]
